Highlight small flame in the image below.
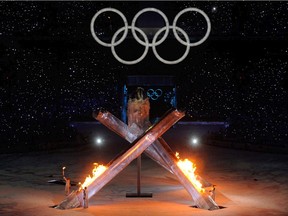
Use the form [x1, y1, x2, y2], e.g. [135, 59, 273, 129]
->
[176, 152, 204, 193]
[175, 152, 180, 159]
[80, 163, 107, 190]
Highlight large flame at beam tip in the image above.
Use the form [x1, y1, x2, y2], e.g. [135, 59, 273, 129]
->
[175, 152, 204, 193]
[79, 163, 107, 190]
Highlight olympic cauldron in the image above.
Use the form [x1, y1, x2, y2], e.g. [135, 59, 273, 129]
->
[56, 88, 219, 210]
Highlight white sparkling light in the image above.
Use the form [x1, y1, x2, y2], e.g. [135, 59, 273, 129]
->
[191, 137, 199, 145]
[95, 137, 103, 145]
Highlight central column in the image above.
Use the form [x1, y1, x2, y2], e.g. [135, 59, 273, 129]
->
[126, 87, 153, 197]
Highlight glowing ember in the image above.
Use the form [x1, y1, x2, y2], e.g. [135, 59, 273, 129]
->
[176, 152, 204, 193]
[80, 163, 107, 189]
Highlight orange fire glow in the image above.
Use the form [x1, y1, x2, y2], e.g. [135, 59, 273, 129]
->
[176, 152, 204, 193]
[80, 163, 107, 190]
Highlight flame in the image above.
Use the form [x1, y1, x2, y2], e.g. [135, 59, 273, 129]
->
[176, 152, 204, 193]
[80, 163, 107, 190]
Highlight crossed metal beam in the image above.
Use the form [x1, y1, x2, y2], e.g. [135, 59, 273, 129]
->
[56, 109, 218, 210]
[95, 109, 218, 210]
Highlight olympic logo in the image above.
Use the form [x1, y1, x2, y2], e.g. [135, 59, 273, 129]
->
[90, 8, 211, 65]
[147, 89, 163, 101]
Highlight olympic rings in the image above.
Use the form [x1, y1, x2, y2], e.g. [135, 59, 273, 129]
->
[173, 7, 211, 47]
[90, 8, 128, 47]
[111, 26, 149, 65]
[90, 7, 211, 65]
[152, 26, 190, 65]
[131, 8, 170, 47]
[147, 89, 163, 101]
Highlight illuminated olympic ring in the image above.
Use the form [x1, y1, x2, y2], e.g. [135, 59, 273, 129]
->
[147, 89, 163, 101]
[90, 8, 211, 65]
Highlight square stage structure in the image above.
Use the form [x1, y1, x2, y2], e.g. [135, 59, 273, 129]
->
[122, 75, 177, 123]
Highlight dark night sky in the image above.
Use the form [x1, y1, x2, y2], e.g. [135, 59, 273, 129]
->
[0, 1, 287, 151]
